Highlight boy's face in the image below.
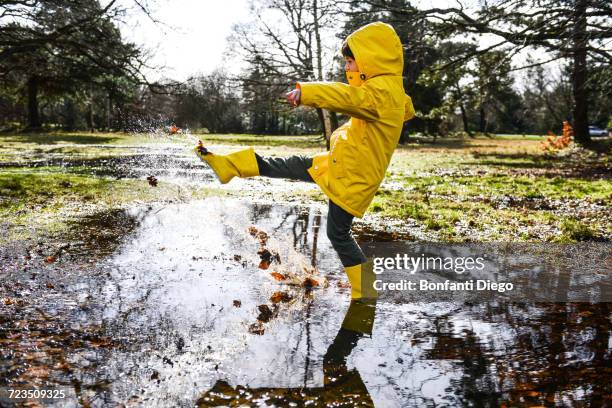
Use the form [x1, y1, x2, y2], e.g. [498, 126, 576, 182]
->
[344, 56, 358, 73]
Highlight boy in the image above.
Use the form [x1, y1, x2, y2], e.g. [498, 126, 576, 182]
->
[195, 22, 415, 299]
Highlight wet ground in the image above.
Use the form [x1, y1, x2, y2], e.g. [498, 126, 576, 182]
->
[1, 140, 611, 407]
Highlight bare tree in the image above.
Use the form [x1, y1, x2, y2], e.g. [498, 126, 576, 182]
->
[231, 0, 338, 145]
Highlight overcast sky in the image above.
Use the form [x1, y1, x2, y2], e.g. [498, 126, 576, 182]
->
[118, 0, 251, 81]
[117, 0, 556, 87]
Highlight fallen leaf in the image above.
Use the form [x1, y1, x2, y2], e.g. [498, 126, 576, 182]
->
[3, 298, 13, 305]
[46, 282, 55, 289]
[270, 291, 292, 304]
[337, 281, 351, 288]
[146, 175, 158, 187]
[258, 248, 280, 267]
[270, 272, 286, 281]
[302, 277, 319, 288]
[258, 248, 272, 262]
[256, 231, 269, 245]
[45, 255, 56, 263]
[257, 304, 274, 322]
[248, 226, 269, 245]
[233, 300, 241, 308]
[249, 322, 265, 335]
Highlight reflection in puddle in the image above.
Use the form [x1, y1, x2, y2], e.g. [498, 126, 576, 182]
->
[1, 198, 610, 406]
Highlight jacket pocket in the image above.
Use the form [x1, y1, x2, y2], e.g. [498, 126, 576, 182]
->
[308, 152, 329, 179]
[330, 139, 347, 179]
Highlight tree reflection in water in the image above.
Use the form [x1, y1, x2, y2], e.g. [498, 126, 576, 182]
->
[197, 299, 377, 407]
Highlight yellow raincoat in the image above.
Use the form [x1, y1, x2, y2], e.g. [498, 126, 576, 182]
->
[299, 22, 415, 218]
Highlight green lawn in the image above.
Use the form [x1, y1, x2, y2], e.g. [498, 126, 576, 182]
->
[0, 131, 609, 243]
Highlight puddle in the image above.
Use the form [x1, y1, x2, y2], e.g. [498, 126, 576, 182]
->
[1, 198, 610, 406]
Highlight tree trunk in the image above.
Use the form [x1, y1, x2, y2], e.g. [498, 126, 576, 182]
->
[460, 104, 473, 137]
[316, 107, 332, 150]
[106, 92, 112, 131]
[479, 105, 488, 135]
[86, 89, 94, 131]
[572, 0, 590, 145]
[399, 123, 410, 144]
[329, 111, 338, 133]
[27, 76, 41, 129]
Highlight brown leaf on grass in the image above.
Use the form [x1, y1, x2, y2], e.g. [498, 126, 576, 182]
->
[259, 260, 271, 270]
[46, 282, 55, 289]
[45, 255, 56, 263]
[270, 291, 292, 304]
[337, 281, 351, 288]
[249, 322, 265, 335]
[233, 300, 241, 308]
[3, 298, 13, 305]
[302, 277, 319, 288]
[270, 272, 286, 281]
[146, 175, 158, 187]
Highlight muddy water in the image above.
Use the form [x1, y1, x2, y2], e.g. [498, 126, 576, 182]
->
[1, 198, 610, 407]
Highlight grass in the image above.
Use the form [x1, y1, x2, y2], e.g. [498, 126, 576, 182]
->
[0, 131, 609, 243]
[0, 166, 230, 243]
[559, 219, 598, 242]
[370, 143, 610, 241]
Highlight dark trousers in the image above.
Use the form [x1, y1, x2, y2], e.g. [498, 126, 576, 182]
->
[256, 154, 367, 267]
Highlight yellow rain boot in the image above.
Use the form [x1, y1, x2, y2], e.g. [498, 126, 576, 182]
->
[194, 141, 259, 184]
[344, 259, 378, 300]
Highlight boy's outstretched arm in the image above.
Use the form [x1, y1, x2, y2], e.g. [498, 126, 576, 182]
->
[294, 81, 380, 122]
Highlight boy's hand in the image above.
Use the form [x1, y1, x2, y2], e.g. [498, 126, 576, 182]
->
[286, 89, 301, 107]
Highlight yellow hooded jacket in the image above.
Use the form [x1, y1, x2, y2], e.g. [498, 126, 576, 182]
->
[299, 22, 415, 218]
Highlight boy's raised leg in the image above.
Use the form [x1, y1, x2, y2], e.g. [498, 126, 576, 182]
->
[255, 154, 314, 183]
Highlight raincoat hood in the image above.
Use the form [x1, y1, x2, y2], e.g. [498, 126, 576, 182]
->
[346, 22, 404, 80]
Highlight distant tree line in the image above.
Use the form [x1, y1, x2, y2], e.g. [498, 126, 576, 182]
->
[1, 0, 610, 145]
